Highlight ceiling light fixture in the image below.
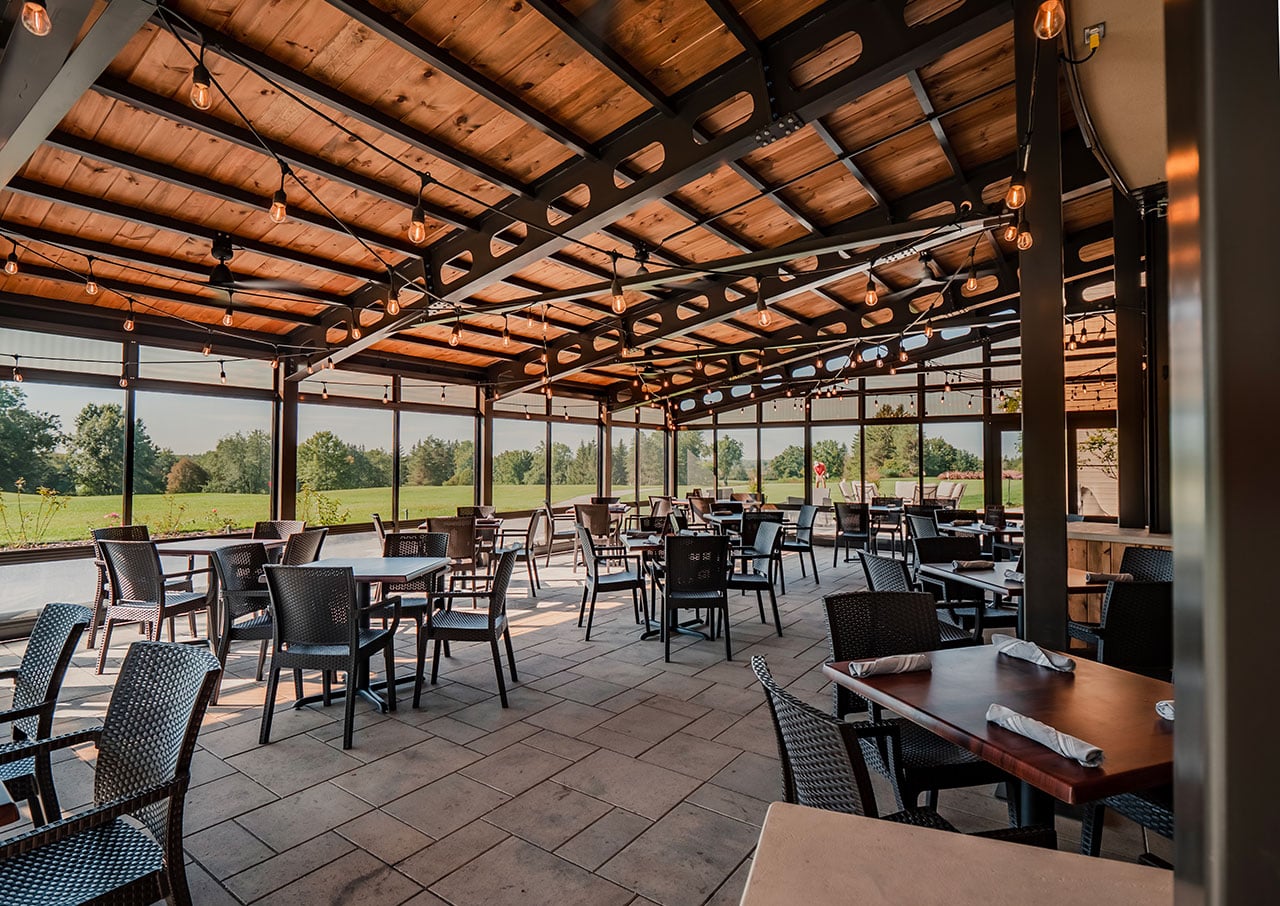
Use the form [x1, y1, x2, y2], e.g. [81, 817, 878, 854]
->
[190, 45, 213, 110]
[4, 245, 18, 275]
[349, 307, 362, 340]
[864, 269, 879, 306]
[408, 173, 430, 245]
[84, 257, 99, 295]
[268, 162, 289, 224]
[449, 319, 461, 347]
[385, 270, 400, 316]
[221, 300, 234, 327]
[123, 299, 136, 333]
[755, 281, 772, 327]
[1033, 0, 1066, 40]
[610, 253, 626, 315]
[502, 315, 511, 348]
[11, 355, 22, 383]
[20, 0, 51, 37]
[218, 361, 227, 384]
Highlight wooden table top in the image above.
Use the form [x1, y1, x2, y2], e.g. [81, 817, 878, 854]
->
[0, 783, 17, 828]
[917, 562, 1106, 597]
[304, 556, 449, 584]
[155, 536, 286, 555]
[823, 645, 1173, 804]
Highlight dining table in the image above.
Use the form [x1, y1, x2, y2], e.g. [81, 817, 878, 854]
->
[916, 562, 1108, 635]
[297, 556, 449, 711]
[940, 521, 1025, 559]
[822, 644, 1174, 825]
[624, 535, 665, 639]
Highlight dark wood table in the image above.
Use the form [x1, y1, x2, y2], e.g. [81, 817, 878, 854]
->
[0, 784, 17, 828]
[917, 563, 1108, 636]
[298, 556, 449, 711]
[822, 645, 1173, 823]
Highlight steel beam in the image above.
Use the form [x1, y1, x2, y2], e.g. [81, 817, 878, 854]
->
[1112, 188, 1146, 528]
[294, 0, 1015, 366]
[702, 0, 761, 57]
[809, 118, 890, 212]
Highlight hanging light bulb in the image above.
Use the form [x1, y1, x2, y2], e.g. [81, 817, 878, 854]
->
[326, 356, 334, 370]
[943, 378, 952, 392]
[4, 249, 18, 275]
[322, 383, 329, 400]
[385, 271, 400, 317]
[349, 307, 362, 340]
[525, 309, 534, 328]
[964, 257, 979, 293]
[876, 357, 884, 369]
[924, 321, 934, 339]
[122, 299, 136, 333]
[1004, 171, 1027, 210]
[383, 386, 390, 404]
[190, 51, 213, 110]
[898, 346, 909, 363]
[610, 254, 626, 315]
[1002, 222, 1020, 243]
[440, 385, 447, 401]
[1016, 222, 1034, 250]
[502, 315, 511, 349]
[1080, 325, 1090, 343]
[221, 300, 234, 327]
[1033, 0, 1066, 40]
[271, 353, 280, 370]
[864, 272, 879, 306]
[218, 361, 227, 384]
[118, 367, 129, 389]
[755, 282, 772, 327]
[538, 346, 547, 364]
[855, 348, 863, 364]
[694, 355, 703, 372]
[84, 257, 99, 295]
[20, 0, 51, 36]
[1067, 331, 1078, 351]
[268, 163, 289, 223]
[449, 320, 461, 347]
[202, 337, 212, 356]
[11, 355, 22, 383]
[408, 174, 429, 245]
[306, 362, 314, 375]
[564, 407, 570, 421]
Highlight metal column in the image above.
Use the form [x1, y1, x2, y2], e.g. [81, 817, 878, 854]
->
[275, 362, 299, 520]
[478, 388, 494, 508]
[1113, 190, 1147, 527]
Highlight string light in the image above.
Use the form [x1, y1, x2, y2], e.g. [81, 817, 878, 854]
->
[898, 345, 909, 363]
[20, 0, 51, 36]
[876, 357, 884, 369]
[610, 253, 626, 315]
[84, 257, 99, 295]
[118, 366, 129, 389]
[271, 351, 280, 370]
[755, 281, 772, 327]
[268, 162, 289, 224]
[448, 319, 460, 346]
[1016, 221, 1034, 250]
[440, 385, 446, 401]
[190, 46, 213, 110]
[524, 405, 530, 420]
[218, 361, 227, 384]
[221, 300, 234, 327]
[1002, 222, 1020, 243]
[963, 253, 979, 292]
[4, 245, 18, 275]
[864, 270, 879, 306]
[525, 309, 534, 328]
[408, 174, 429, 245]
[306, 362, 314, 375]
[11, 355, 22, 383]
[123, 299, 136, 333]
[1004, 170, 1027, 210]
[385, 270, 400, 316]
[1033, 0, 1066, 40]
[694, 355, 703, 372]
[383, 385, 390, 404]
[326, 356, 334, 370]
[321, 383, 329, 400]
[349, 307, 362, 340]
[502, 315, 510, 349]
[202, 336, 212, 356]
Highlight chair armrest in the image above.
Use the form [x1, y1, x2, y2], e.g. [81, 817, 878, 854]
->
[971, 825, 1058, 849]
[0, 667, 18, 682]
[0, 701, 50, 727]
[163, 567, 213, 580]
[0, 727, 103, 767]
[0, 779, 180, 858]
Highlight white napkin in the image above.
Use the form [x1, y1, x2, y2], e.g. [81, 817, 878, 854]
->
[991, 634, 1075, 673]
[951, 559, 991, 571]
[1156, 700, 1175, 721]
[986, 703, 1104, 767]
[1084, 571, 1134, 583]
[848, 653, 932, 677]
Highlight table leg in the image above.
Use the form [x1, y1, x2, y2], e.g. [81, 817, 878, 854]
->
[293, 582, 389, 713]
[1017, 780, 1057, 828]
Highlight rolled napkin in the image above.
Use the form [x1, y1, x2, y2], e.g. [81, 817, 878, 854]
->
[991, 633, 1075, 672]
[848, 653, 932, 677]
[1156, 700, 1175, 721]
[950, 519, 976, 526]
[1084, 571, 1134, 583]
[986, 703, 1104, 767]
[951, 559, 992, 571]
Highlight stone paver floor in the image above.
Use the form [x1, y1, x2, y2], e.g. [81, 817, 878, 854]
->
[1, 538, 1168, 905]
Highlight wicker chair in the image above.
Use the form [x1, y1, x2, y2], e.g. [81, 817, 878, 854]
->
[261, 565, 398, 749]
[870, 497, 904, 556]
[370, 514, 388, 548]
[96, 541, 210, 675]
[727, 520, 784, 636]
[649, 496, 673, 519]
[88, 525, 150, 650]
[832, 502, 870, 566]
[821, 592, 1015, 815]
[913, 536, 1016, 638]
[426, 549, 520, 707]
[779, 504, 819, 592]
[252, 520, 306, 540]
[1068, 581, 1173, 679]
[0, 641, 221, 906]
[576, 525, 645, 641]
[457, 505, 497, 519]
[209, 542, 274, 703]
[278, 527, 327, 565]
[856, 550, 973, 644]
[497, 509, 545, 594]
[663, 534, 731, 662]
[686, 496, 716, 529]
[0, 603, 91, 826]
[1081, 785, 1174, 867]
[371, 531, 449, 707]
[574, 503, 617, 571]
[1119, 546, 1174, 581]
[904, 512, 940, 566]
[541, 503, 578, 566]
[427, 516, 480, 580]
[750, 656, 1054, 847]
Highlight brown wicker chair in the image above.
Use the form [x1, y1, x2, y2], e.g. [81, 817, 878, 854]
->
[426, 549, 520, 707]
[372, 531, 449, 708]
[209, 542, 275, 702]
[542, 503, 578, 567]
[0, 642, 222, 906]
[427, 516, 480, 581]
[278, 527, 328, 565]
[573, 503, 616, 571]
[251, 520, 306, 540]
[497, 509, 545, 594]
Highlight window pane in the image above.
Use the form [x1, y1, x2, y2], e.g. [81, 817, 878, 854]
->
[811, 424, 861, 504]
[0, 382, 123, 545]
[399, 411, 475, 522]
[550, 423, 597, 507]
[297, 405, 393, 524]
[493, 417, 546, 513]
[638, 428, 665, 503]
[1000, 430, 1024, 507]
[761, 426, 805, 504]
[716, 428, 757, 497]
[0, 329, 120, 376]
[863, 412, 919, 500]
[132, 391, 272, 534]
[1076, 427, 1118, 517]
[611, 428, 634, 502]
[139, 347, 273, 389]
[923, 422, 984, 509]
[676, 427, 713, 496]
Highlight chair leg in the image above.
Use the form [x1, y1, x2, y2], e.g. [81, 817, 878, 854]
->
[211, 631, 231, 706]
[577, 585, 589, 627]
[779, 556, 786, 595]
[769, 585, 783, 637]
[663, 603, 672, 663]
[383, 643, 397, 713]
[95, 618, 116, 674]
[632, 587, 640, 624]
[293, 669, 304, 701]
[431, 638, 443, 684]
[756, 590, 766, 624]
[798, 553, 807, 577]
[490, 638, 509, 707]
[166, 853, 196, 906]
[584, 589, 599, 641]
[341, 664, 358, 749]
[723, 607, 733, 661]
[413, 630, 428, 709]
[33, 751, 60, 824]
[87, 581, 105, 649]
[526, 558, 537, 597]
[809, 549, 819, 584]
[1080, 803, 1107, 857]
[503, 627, 518, 681]
[256, 641, 268, 682]
[25, 789, 46, 828]
[187, 610, 198, 639]
[259, 667, 280, 745]
[166, 617, 176, 643]
[833, 538, 840, 568]
[322, 670, 332, 707]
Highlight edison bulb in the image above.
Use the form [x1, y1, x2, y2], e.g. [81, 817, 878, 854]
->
[1033, 1, 1065, 40]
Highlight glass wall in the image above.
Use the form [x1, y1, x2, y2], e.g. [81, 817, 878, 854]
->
[760, 425, 805, 504]
[550, 422, 598, 507]
[132, 391, 272, 533]
[638, 427, 665, 502]
[610, 424, 634, 502]
[399, 411, 475, 522]
[676, 424, 714, 496]
[999, 429, 1024, 507]
[296, 403, 393, 525]
[1075, 427, 1118, 516]
[715, 427, 758, 497]
[492, 417, 547, 513]
[810, 424, 861, 504]
[922, 422, 984, 509]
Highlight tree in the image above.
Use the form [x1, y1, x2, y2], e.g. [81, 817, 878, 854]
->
[765, 445, 805, 480]
[922, 437, 981, 476]
[612, 437, 632, 486]
[1077, 429, 1118, 479]
[811, 439, 846, 482]
[296, 431, 384, 490]
[863, 404, 917, 478]
[493, 448, 536, 486]
[202, 430, 271, 494]
[716, 436, 745, 481]
[66, 403, 167, 495]
[676, 430, 711, 486]
[166, 457, 209, 493]
[638, 431, 665, 491]
[0, 386, 66, 492]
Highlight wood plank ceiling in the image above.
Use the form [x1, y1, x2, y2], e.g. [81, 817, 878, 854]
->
[0, 0, 1116, 414]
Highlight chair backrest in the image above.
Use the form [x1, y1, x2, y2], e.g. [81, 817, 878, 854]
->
[668, 511, 688, 535]
[252, 520, 306, 541]
[712, 500, 744, 516]
[749, 521, 784, 576]
[893, 481, 918, 500]
[984, 504, 1006, 528]
[822, 590, 944, 718]
[905, 512, 940, 541]
[590, 496, 620, 505]
[99, 540, 165, 604]
[574, 524, 602, 581]
[457, 505, 496, 519]
[791, 504, 819, 543]
[635, 514, 668, 535]
[279, 527, 328, 565]
[687, 496, 715, 523]
[426, 517, 477, 563]
[575, 503, 612, 536]
[912, 535, 982, 564]
[664, 533, 729, 599]
[1098, 581, 1174, 679]
[9, 602, 90, 741]
[856, 550, 914, 592]
[1119, 547, 1174, 582]
[383, 531, 449, 594]
[834, 502, 869, 535]
[91, 524, 150, 551]
[871, 496, 903, 507]
[210, 542, 272, 621]
[265, 565, 357, 649]
[649, 496, 673, 518]
[525, 508, 547, 549]
[95, 641, 221, 842]
[485, 549, 518, 628]
[750, 656, 879, 817]
[740, 510, 784, 547]
[370, 514, 387, 546]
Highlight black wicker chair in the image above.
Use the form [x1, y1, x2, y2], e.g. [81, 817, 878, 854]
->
[913, 536, 1016, 638]
[371, 531, 449, 707]
[727, 520, 784, 637]
[427, 516, 481, 581]
[779, 504, 819, 591]
[576, 525, 645, 641]
[278, 527, 328, 566]
[856, 550, 974, 644]
[209, 542, 275, 704]
[251, 520, 306, 540]
[497, 509, 546, 594]
[870, 496, 904, 556]
[88, 525, 150, 650]
[426, 549, 520, 707]
[1068, 581, 1173, 679]
[542, 504, 578, 566]
[0, 641, 221, 906]
[832, 502, 870, 566]
[1081, 784, 1173, 867]
[1119, 546, 1174, 581]
[261, 565, 398, 749]
[663, 534, 731, 662]
[96, 541, 210, 675]
[822, 591, 1013, 814]
[750, 656, 1053, 847]
[0, 603, 91, 826]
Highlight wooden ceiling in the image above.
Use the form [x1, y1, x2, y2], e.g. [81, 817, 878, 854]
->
[0, 0, 1115, 414]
